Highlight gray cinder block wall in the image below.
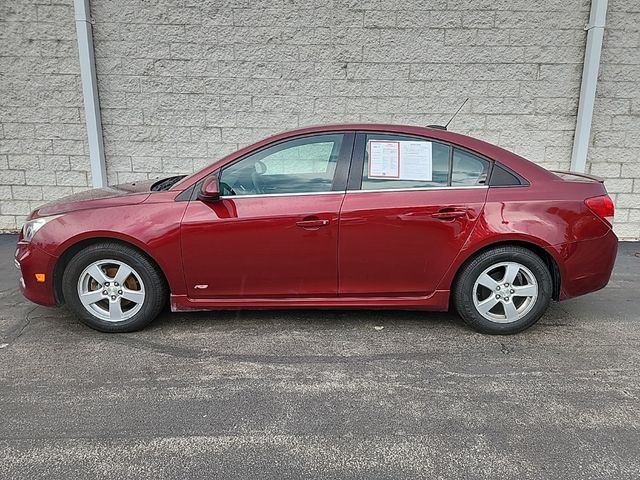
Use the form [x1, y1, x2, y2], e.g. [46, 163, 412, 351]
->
[1, 0, 639, 239]
[0, 0, 90, 230]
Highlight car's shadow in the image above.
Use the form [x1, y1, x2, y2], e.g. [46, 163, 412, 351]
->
[15, 295, 585, 349]
[149, 307, 466, 333]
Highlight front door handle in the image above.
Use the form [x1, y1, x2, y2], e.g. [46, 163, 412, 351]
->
[296, 218, 330, 229]
[431, 209, 467, 220]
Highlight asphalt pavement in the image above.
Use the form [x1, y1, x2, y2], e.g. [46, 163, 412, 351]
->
[0, 234, 639, 479]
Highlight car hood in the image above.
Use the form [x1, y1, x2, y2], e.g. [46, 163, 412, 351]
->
[30, 179, 157, 218]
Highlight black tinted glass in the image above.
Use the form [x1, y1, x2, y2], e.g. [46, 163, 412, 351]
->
[490, 164, 523, 186]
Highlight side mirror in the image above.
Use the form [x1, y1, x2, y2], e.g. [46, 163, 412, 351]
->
[198, 175, 220, 202]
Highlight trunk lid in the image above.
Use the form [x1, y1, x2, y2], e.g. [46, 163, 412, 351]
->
[551, 170, 604, 183]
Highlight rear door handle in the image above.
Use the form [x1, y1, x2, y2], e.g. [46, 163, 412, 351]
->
[296, 219, 330, 228]
[431, 209, 467, 220]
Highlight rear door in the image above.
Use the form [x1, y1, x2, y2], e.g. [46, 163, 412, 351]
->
[338, 132, 489, 297]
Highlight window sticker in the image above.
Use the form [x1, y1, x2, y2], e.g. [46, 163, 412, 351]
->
[368, 140, 432, 181]
[399, 141, 432, 181]
[368, 141, 400, 179]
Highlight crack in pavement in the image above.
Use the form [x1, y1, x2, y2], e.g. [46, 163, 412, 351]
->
[2, 305, 39, 347]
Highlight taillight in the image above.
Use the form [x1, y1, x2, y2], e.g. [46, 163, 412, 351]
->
[585, 195, 615, 226]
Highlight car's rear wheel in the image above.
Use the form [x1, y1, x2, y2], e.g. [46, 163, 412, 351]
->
[453, 245, 552, 334]
[62, 242, 167, 332]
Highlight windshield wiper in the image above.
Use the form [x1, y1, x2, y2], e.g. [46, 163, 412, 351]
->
[150, 175, 187, 191]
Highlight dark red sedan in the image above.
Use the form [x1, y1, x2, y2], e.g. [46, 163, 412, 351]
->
[16, 124, 617, 334]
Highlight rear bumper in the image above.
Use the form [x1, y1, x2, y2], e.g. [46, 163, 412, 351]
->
[553, 229, 618, 300]
[15, 241, 58, 307]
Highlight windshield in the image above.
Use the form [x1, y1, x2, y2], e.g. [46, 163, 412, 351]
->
[168, 161, 219, 190]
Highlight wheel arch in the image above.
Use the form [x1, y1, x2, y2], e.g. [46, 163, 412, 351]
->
[450, 239, 561, 301]
[53, 236, 170, 304]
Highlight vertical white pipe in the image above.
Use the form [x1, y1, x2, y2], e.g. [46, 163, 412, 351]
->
[74, 0, 107, 188]
[570, 0, 608, 173]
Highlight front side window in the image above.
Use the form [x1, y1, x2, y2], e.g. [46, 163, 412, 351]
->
[220, 134, 344, 196]
[360, 134, 451, 191]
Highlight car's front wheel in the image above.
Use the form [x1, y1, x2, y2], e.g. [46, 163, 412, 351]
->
[453, 245, 552, 334]
[62, 242, 167, 332]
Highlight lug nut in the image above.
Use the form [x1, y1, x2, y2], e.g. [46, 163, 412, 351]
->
[504, 283, 509, 287]
[496, 286, 500, 290]
[118, 290, 122, 295]
[495, 294, 501, 299]
[114, 282, 119, 286]
[111, 295, 116, 300]
[510, 289, 515, 294]
[102, 290, 107, 295]
[104, 282, 109, 286]
[504, 297, 510, 302]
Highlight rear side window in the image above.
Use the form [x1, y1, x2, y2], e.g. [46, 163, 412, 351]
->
[357, 134, 491, 190]
[360, 134, 451, 190]
[451, 149, 490, 186]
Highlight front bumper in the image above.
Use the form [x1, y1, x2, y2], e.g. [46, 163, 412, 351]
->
[15, 241, 58, 306]
[553, 228, 618, 300]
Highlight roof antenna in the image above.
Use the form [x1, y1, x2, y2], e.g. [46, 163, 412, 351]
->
[427, 97, 469, 131]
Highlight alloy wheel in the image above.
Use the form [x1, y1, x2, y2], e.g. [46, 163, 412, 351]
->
[76, 259, 145, 322]
[472, 261, 539, 324]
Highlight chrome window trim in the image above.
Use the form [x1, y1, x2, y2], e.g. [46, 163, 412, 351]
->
[218, 185, 489, 199]
[488, 183, 530, 189]
[346, 185, 489, 194]
[219, 190, 345, 200]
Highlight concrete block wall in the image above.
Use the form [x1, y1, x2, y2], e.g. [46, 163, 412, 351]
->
[589, 0, 640, 240]
[0, 0, 638, 238]
[0, 0, 90, 231]
[90, 0, 592, 183]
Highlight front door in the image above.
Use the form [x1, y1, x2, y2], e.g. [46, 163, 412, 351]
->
[338, 133, 489, 297]
[181, 132, 353, 299]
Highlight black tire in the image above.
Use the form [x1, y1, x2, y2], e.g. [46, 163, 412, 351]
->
[62, 241, 167, 333]
[453, 245, 552, 334]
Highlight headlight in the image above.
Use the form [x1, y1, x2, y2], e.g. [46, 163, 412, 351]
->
[21, 215, 62, 243]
